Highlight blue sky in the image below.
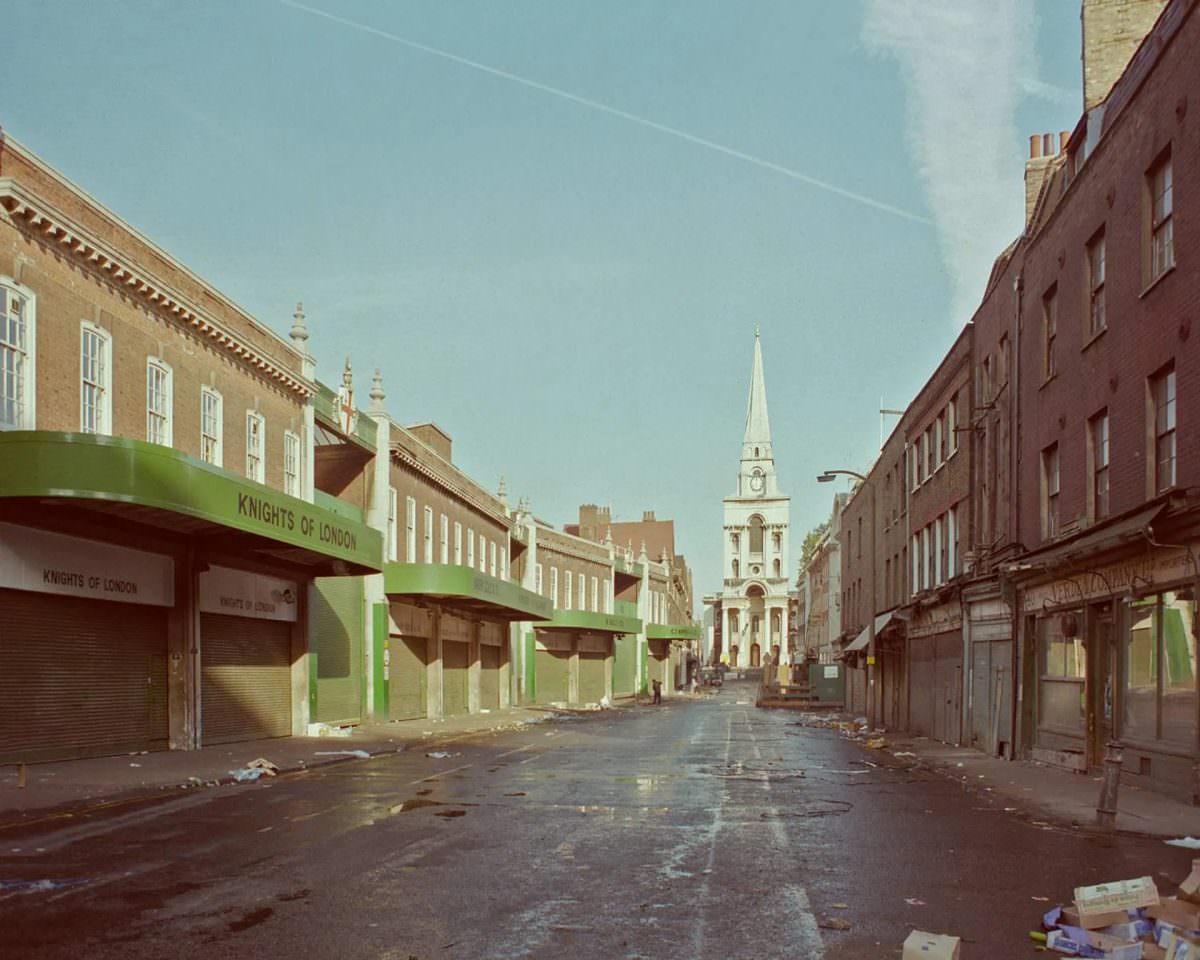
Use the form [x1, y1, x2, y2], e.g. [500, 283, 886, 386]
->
[2, 1, 1084, 604]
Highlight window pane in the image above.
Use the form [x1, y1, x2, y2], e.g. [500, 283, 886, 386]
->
[1161, 590, 1198, 747]
[1124, 598, 1158, 742]
[1042, 614, 1084, 679]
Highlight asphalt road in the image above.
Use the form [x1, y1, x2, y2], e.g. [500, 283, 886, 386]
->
[1, 681, 1191, 959]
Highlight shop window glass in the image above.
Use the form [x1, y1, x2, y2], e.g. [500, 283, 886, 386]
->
[1039, 613, 1085, 734]
[1162, 590, 1198, 747]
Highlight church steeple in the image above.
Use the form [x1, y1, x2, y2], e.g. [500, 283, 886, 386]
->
[742, 327, 772, 458]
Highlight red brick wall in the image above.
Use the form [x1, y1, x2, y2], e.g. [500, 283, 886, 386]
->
[1016, 3, 1200, 550]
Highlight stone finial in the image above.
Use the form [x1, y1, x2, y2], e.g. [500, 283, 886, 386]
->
[342, 355, 353, 387]
[368, 368, 385, 412]
[289, 302, 309, 347]
[603, 527, 614, 547]
[497, 475, 508, 506]
[638, 540, 648, 563]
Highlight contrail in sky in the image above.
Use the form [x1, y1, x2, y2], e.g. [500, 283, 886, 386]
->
[279, 0, 931, 226]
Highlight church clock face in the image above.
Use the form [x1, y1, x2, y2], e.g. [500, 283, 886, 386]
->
[750, 471, 764, 493]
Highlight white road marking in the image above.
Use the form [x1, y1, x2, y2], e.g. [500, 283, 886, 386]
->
[406, 763, 472, 785]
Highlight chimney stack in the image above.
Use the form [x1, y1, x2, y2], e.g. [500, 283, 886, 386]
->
[1081, 0, 1167, 111]
[1024, 132, 1065, 228]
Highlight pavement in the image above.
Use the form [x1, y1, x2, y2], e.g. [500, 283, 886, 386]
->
[1, 679, 1196, 960]
[0, 702, 628, 821]
[790, 712, 1200, 840]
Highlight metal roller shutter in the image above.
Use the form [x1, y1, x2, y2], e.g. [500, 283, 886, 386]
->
[442, 640, 469, 717]
[534, 649, 570, 703]
[479, 644, 501, 710]
[909, 637, 935, 737]
[0, 589, 168, 763]
[390, 635, 428, 721]
[612, 636, 636, 696]
[201, 613, 292, 745]
[578, 652, 606, 704]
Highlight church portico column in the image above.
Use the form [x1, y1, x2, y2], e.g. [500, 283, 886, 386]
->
[778, 604, 789, 665]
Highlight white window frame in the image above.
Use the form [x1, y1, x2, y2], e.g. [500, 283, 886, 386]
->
[933, 416, 942, 470]
[405, 496, 417, 563]
[146, 357, 173, 446]
[501, 544, 508, 581]
[550, 567, 559, 609]
[423, 506, 434, 563]
[0, 280, 35, 431]
[80, 321, 112, 435]
[591, 576, 599, 612]
[439, 513, 449, 564]
[564, 570, 573, 610]
[536, 563, 544, 595]
[283, 430, 301, 497]
[578, 573, 586, 610]
[454, 522, 463, 565]
[934, 516, 943, 586]
[245, 410, 266, 483]
[947, 394, 958, 454]
[478, 533, 486, 573]
[603, 578, 611, 613]
[467, 527, 475, 568]
[489, 540, 497, 577]
[200, 386, 223, 466]
[387, 487, 399, 562]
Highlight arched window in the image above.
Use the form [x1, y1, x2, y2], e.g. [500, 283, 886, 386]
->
[773, 559, 781, 578]
[754, 446, 759, 457]
[749, 515, 764, 554]
[732, 559, 739, 578]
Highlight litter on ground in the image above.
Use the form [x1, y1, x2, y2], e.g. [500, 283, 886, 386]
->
[314, 749, 370, 760]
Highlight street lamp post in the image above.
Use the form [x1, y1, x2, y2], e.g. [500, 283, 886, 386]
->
[817, 468, 877, 731]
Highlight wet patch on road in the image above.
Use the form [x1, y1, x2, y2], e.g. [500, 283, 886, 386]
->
[227, 906, 273, 932]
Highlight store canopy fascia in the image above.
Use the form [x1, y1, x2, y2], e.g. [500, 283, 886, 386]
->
[1001, 501, 1167, 579]
[844, 609, 906, 653]
[646, 623, 702, 641]
[0, 431, 381, 575]
[534, 609, 643, 635]
[384, 562, 551, 622]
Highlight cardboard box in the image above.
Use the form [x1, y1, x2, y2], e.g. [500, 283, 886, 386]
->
[1150, 900, 1200, 931]
[1076, 878, 1161, 924]
[1164, 933, 1200, 960]
[1065, 906, 1145, 930]
[902, 930, 961, 960]
[1144, 944, 1167, 960]
[1180, 861, 1200, 905]
[1103, 920, 1154, 941]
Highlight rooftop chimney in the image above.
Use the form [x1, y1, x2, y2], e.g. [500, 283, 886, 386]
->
[1024, 132, 1063, 227]
[1081, 0, 1167, 111]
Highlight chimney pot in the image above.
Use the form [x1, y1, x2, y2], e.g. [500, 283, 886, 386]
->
[1042, 133, 1054, 156]
[1029, 135, 1042, 159]
[1059, 131, 1071, 153]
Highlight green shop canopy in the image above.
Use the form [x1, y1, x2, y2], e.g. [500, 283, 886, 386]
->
[535, 609, 643, 635]
[0, 431, 382, 575]
[646, 623, 702, 641]
[384, 562, 552, 622]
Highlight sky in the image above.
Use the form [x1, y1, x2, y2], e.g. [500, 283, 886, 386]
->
[1, 1, 1085, 607]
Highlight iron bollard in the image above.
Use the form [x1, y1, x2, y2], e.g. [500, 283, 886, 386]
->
[1096, 740, 1124, 830]
[17, 763, 26, 789]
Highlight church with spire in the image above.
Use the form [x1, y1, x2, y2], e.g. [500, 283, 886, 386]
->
[720, 330, 791, 669]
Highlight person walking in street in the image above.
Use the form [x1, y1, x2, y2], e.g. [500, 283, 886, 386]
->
[651, 678, 662, 705]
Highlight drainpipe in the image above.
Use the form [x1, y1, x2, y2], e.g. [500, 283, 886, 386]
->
[1009, 270, 1023, 761]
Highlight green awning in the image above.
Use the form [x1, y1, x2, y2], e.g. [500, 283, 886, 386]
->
[0, 431, 381, 574]
[535, 609, 643, 634]
[646, 623, 702, 641]
[384, 563, 551, 621]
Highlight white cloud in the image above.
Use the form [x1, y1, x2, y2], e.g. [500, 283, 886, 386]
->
[863, 0, 1035, 323]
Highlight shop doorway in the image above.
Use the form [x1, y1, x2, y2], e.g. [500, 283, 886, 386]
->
[1089, 607, 1115, 768]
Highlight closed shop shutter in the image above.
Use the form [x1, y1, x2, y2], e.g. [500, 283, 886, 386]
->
[909, 636, 935, 738]
[969, 619, 1013, 754]
[933, 631, 962, 744]
[390, 635, 427, 721]
[578, 652, 606, 704]
[479, 644, 501, 710]
[442, 640, 469, 716]
[0, 589, 168, 763]
[534, 649, 570, 703]
[612, 635, 637, 696]
[310, 577, 364, 724]
[201, 613, 292, 745]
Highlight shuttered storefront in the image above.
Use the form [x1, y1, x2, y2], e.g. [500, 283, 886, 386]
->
[910, 629, 962, 744]
[480, 644, 501, 710]
[648, 639, 670, 692]
[578, 654, 606, 703]
[0, 589, 169, 762]
[535, 650, 571, 703]
[479, 620, 503, 711]
[442, 641, 470, 716]
[389, 602, 431, 721]
[310, 576, 364, 724]
[613, 635, 637, 697]
[200, 613, 292, 745]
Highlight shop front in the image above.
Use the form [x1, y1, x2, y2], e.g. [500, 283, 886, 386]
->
[0, 432, 382, 761]
[530, 610, 642, 706]
[383, 563, 549, 720]
[907, 599, 962, 745]
[963, 581, 1015, 757]
[1013, 507, 1199, 797]
[647, 624, 702, 695]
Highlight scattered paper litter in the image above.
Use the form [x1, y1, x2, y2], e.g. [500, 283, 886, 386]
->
[314, 750, 370, 760]
[424, 751, 453, 759]
[818, 917, 852, 931]
[893, 751, 917, 758]
[229, 767, 266, 782]
[1165, 837, 1200, 849]
[905, 898, 926, 906]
